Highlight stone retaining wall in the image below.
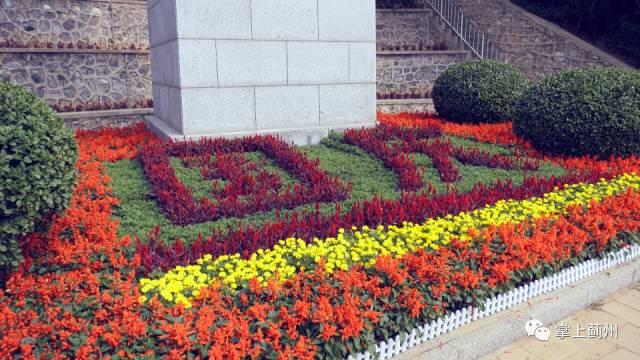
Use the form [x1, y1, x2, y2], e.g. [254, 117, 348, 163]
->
[0, 50, 151, 107]
[453, 0, 629, 79]
[376, 50, 469, 94]
[376, 99, 435, 114]
[376, 9, 457, 50]
[0, 0, 151, 109]
[61, 108, 150, 129]
[0, 0, 148, 47]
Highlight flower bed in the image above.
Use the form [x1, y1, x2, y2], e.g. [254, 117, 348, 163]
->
[138, 136, 351, 226]
[2, 115, 640, 358]
[140, 173, 640, 306]
[343, 124, 538, 190]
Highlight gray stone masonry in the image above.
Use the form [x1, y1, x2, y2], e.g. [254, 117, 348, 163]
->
[61, 108, 151, 129]
[0, 0, 148, 48]
[376, 9, 452, 50]
[0, 0, 151, 110]
[376, 98, 435, 114]
[0, 50, 151, 108]
[377, 50, 470, 94]
[452, 0, 632, 79]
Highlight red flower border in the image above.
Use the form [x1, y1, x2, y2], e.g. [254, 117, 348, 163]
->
[343, 123, 539, 191]
[138, 135, 352, 226]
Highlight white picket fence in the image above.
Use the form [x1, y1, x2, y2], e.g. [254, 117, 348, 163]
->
[347, 245, 640, 360]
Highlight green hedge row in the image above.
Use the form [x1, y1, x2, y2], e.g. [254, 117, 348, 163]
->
[433, 61, 639, 158]
[514, 67, 640, 158]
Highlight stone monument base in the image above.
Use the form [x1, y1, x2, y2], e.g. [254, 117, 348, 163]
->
[146, 115, 373, 145]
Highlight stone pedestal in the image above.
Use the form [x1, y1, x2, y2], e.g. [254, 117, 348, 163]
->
[146, 0, 376, 145]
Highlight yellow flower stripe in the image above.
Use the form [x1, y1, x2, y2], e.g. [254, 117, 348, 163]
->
[139, 173, 640, 307]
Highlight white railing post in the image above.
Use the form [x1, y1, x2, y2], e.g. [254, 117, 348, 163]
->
[425, 0, 504, 61]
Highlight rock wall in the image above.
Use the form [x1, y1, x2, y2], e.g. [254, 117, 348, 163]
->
[0, 0, 151, 109]
[452, 0, 627, 79]
[377, 51, 469, 94]
[0, 50, 150, 107]
[0, 0, 148, 48]
[376, 9, 457, 50]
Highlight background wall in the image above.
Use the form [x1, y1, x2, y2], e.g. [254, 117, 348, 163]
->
[0, 0, 151, 109]
[375, 8, 469, 96]
[0, 0, 148, 47]
[376, 9, 441, 50]
[0, 50, 150, 108]
[377, 51, 469, 94]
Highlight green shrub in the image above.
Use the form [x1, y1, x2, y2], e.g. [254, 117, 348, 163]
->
[514, 67, 640, 158]
[0, 82, 77, 277]
[432, 60, 530, 123]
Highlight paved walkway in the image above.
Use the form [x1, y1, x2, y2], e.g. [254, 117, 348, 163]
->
[482, 283, 640, 360]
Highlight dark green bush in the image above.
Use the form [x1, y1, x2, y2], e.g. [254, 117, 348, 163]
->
[0, 82, 77, 277]
[514, 67, 640, 158]
[432, 60, 530, 124]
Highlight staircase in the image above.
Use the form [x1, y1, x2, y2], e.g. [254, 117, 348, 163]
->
[424, 0, 631, 79]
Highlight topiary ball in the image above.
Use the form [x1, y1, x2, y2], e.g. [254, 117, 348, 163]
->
[432, 60, 529, 123]
[0, 82, 77, 276]
[514, 67, 640, 158]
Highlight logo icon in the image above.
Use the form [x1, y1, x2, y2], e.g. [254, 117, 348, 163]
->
[525, 319, 550, 341]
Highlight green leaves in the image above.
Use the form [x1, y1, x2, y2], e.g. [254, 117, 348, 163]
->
[0, 81, 78, 278]
[432, 60, 530, 124]
[514, 67, 640, 158]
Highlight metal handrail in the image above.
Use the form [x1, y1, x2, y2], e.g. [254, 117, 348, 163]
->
[418, 0, 508, 62]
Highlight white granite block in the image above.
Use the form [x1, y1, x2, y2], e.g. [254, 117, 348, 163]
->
[152, 83, 167, 122]
[255, 86, 319, 130]
[180, 87, 255, 135]
[150, 40, 180, 87]
[175, 0, 251, 39]
[148, 0, 177, 47]
[147, 0, 161, 11]
[258, 128, 329, 145]
[177, 39, 218, 88]
[287, 42, 349, 85]
[349, 42, 376, 83]
[251, 0, 318, 40]
[152, 83, 183, 133]
[319, 84, 376, 126]
[166, 86, 184, 132]
[217, 40, 287, 87]
[318, 0, 375, 41]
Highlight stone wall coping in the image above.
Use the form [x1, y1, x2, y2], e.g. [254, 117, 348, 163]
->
[377, 50, 470, 56]
[59, 108, 153, 120]
[503, 0, 633, 69]
[91, 0, 146, 4]
[377, 98, 433, 105]
[376, 8, 431, 13]
[0, 48, 150, 55]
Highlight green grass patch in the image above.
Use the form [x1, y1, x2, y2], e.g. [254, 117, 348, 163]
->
[105, 135, 564, 245]
[171, 152, 300, 202]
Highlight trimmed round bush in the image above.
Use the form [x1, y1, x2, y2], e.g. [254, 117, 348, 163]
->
[432, 60, 530, 123]
[0, 82, 77, 276]
[514, 67, 640, 158]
